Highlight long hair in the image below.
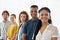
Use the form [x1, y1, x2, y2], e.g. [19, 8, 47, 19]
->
[19, 11, 29, 25]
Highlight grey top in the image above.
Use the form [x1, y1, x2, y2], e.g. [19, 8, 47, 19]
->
[0, 21, 11, 40]
[23, 19, 39, 40]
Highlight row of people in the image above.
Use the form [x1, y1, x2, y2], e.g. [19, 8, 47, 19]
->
[0, 5, 58, 40]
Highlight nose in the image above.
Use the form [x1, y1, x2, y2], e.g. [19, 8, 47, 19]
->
[32, 12, 35, 14]
[43, 15, 46, 18]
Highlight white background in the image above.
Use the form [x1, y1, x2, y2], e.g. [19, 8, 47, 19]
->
[0, 0, 60, 39]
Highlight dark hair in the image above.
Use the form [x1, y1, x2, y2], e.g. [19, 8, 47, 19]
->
[11, 14, 16, 18]
[31, 5, 38, 9]
[39, 7, 51, 13]
[39, 7, 52, 24]
[19, 11, 29, 25]
[2, 10, 9, 16]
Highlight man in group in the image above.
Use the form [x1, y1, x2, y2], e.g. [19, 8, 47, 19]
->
[0, 10, 11, 40]
[22, 5, 41, 40]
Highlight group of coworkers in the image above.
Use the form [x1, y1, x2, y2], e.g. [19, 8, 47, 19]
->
[0, 5, 59, 40]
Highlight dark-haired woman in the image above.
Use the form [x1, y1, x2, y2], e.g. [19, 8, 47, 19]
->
[35, 7, 58, 40]
[17, 11, 29, 40]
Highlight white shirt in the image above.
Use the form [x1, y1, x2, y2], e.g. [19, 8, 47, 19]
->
[0, 21, 11, 40]
[18, 23, 25, 40]
[36, 24, 58, 40]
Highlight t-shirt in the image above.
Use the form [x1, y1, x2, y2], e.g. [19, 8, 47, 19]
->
[0, 21, 11, 40]
[7, 23, 18, 39]
[36, 24, 59, 40]
[23, 19, 39, 40]
[18, 23, 25, 40]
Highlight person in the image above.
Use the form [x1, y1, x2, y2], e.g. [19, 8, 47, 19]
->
[16, 11, 29, 40]
[0, 10, 11, 40]
[35, 7, 59, 40]
[22, 5, 42, 40]
[6, 14, 18, 40]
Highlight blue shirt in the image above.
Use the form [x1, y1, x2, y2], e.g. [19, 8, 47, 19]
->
[18, 24, 25, 40]
[16, 23, 25, 40]
[23, 19, 39, 40]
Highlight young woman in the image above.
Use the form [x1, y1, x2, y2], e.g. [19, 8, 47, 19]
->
[17, 11, 29, 40]
[6, 14, 18, 40]
[35, 7, 58, 40]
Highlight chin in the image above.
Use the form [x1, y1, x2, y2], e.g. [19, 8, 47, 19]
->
[42, 21, 48, 23]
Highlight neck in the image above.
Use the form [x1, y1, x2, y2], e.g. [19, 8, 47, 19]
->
[11, 21, 16, 24]
[42, 22, 49, 27]
[21, 21, 25, 24]
[32, 17, 37, 20]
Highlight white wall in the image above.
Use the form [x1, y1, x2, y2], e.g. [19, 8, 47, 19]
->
[0, 0, 60, 39]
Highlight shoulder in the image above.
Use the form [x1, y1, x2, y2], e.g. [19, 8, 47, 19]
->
[48, 24, 58, 31]
[15, 23, 18, 26]
[0, 22, 3, 25]
[14, 23, 18, 28]
[37, 20, 42, 26]
[49, 24, 57, 29]
[26, 19, 32, 23]
[25, 19, 32, 25]
[38, 20, 42, 23]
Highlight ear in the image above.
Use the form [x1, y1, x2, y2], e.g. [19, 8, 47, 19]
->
[49, 14, 51, 19]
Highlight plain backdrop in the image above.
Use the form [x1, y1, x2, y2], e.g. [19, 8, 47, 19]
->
[0, 0, 60, 39]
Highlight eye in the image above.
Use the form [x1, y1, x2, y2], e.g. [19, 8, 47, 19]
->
[31, 11, 33, 13]
[31, 11, 37, 13]
[20, 16, 26, 18]
[40, 13, 43, 16]
[23, 16, 26, 18]
[45, 13, 48, 16]
[34, 11, 37, 13]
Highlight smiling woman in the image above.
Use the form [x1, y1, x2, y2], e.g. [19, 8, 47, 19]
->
[0, 0, 60, 40]
[35, 7, 58, 40]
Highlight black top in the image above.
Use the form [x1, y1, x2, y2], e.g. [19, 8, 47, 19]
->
[32, 20, 42, 40]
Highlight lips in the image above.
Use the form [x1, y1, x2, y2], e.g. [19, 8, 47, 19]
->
[41, 17, 48, 21]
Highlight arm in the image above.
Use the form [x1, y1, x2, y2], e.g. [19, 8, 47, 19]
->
[22, 23, 28, 40]
[51, 37, 57, 40]
[51, 27, 58, 40]
[11, 24, 18, 40]
[6, 26, 9, 40]
[22, 34, 27, 40]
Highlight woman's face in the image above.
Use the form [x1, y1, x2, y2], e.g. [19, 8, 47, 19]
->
[39, 10, 51, 23]
[10, 16, 15, 22]
[20, 14, 27, 22]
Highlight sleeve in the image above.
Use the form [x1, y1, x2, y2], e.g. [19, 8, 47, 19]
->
[22, 22, 27, 34]
[15, 24, 19, 40]
[6, 26, 10, 37]
[16, 24, 18, 33]
[16, 33, 18, 40]
[15, 24, 18, 34]
[52, 27, 59, 37]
